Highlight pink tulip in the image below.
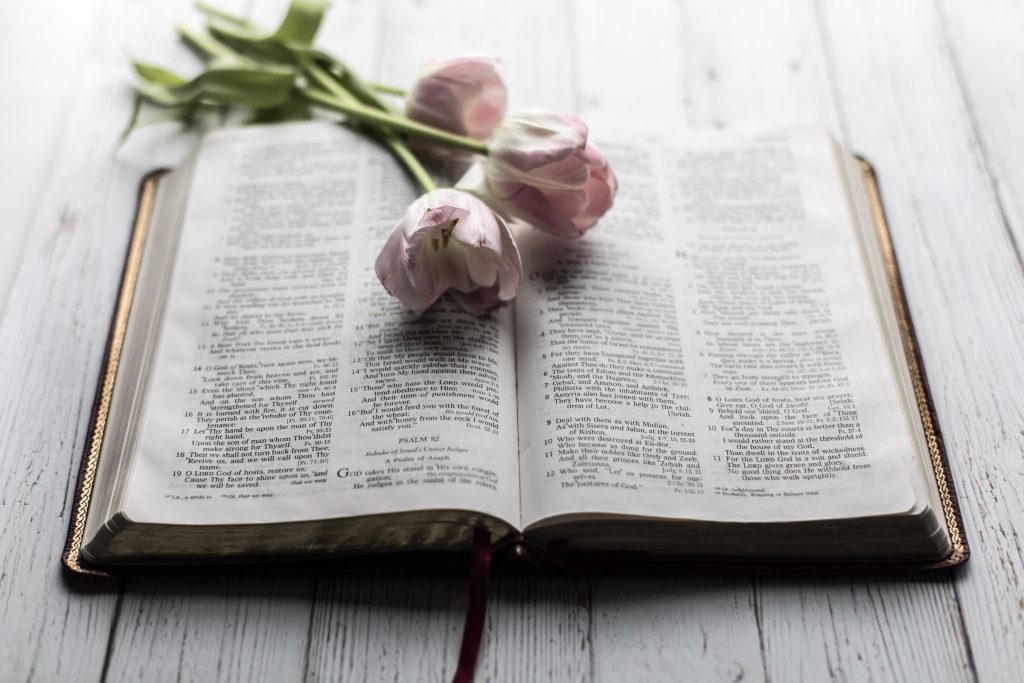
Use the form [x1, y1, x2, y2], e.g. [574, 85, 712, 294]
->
[481, 110, 618, 238]
[375, 187, 522, 315]
[406, 55, 507, 140]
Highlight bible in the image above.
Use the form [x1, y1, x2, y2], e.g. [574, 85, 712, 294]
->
[64, 121, 967, 576]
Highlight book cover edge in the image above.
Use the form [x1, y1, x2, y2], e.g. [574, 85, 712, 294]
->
[857, 156, 970, 568]
[62, 170, 167, 578]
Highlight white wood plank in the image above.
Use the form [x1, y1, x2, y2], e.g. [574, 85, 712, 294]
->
[307, 573, 467, 682]
[571, 0, 688, 131]
[816, 1, 1024, 681]
[301, 2, 595, 680]
[374, 0, 576, 112]
[0, 0, 212, 678]
[104, 2, 319, 682]
[571, 2, 768, 681]
[299, 2, 472, 681]
[754, 578, 973, 682]
[0, 1, 318, 682]
[938, 0, 1024, 255]
[678, 0, 841, 135]
[0, 0, 213, 677]
[4, 0, 1022, 680]
[101, 2, 582, 681]
[692, 1, 977, 678]
[573, 1, 976, 681]
[483, 571, 592, 682]
[591, 575, 765, 683]
[107, 579, 314, 682]
[377, 0, 597, 676]
[0, 0, 109, 317]
[308, 570, 593, 681]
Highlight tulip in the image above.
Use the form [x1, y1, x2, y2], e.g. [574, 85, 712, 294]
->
[481, 110, 618, 238]
[375, 188, 522, 315]
[406, 55, 507, 140]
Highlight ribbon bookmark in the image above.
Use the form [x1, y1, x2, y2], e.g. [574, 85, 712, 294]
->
[452, 527, 491, 683]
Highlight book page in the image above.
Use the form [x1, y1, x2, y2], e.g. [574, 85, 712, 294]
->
[516, 128, 919, 527]
[123, 122, 519, 528]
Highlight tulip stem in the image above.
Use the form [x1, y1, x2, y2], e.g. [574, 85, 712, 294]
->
[195, 1, 249, 26]
[304, 61, 356, 104]
[370, 82, 406, 97]
[386, 138, 437, 192]
[303, 62, 436, 192]
[177, 24, 247, 64]
[301, 87, 489, 155]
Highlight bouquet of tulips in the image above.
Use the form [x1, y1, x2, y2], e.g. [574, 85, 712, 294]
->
[128, 0, 618, 315]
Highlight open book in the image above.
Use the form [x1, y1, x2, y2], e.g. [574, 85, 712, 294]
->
[65, 121, 967, 575]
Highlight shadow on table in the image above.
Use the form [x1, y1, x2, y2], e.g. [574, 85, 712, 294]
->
[63, 557, 964, 604]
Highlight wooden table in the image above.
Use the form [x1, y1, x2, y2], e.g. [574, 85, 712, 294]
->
[2, 0, 1022, 680]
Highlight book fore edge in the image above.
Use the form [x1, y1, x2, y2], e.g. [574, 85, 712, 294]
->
[63, 172, 164, 576]
[859, 158, 968, 565]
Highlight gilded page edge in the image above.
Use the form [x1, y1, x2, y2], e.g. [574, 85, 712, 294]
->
[857, 158, 969, 566]
[62, 171, 166, 577]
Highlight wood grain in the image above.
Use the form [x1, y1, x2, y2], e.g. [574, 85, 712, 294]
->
[0, 0, 178, 675]
[580, 2, 975, 680]
[0, 0, 108, 315]
[938, 0, 1024, 259]
[819, 1, 1024, 680]
[305, 3, 594, 680]
[107, 3, 320, 682]
[2, 0, 1023, 681]
[572, 3, 769, 681]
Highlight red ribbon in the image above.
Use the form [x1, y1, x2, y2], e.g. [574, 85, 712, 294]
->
[452, 527, 491, 683]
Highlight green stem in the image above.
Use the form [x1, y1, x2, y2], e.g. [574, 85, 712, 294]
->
[336, 66, 394, 114]
[304, 60, 357, 104]
[188, 3, 447, 189]
[301, 88, 489, 155]
[194, 1, 250, 26]
[304, 63, 436, 192]
[177, 23, 247, 63]
[370, 82, 406, 97]
[382, 135, 436, 192]
[120, 94, 144, 141]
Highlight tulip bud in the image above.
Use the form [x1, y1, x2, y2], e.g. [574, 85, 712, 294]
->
[375, 187, 522, 315]
[406, 55, 508, 140]
[482, 110, 618, 238]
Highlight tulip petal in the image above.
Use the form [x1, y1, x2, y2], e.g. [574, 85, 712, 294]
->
[483, 114, 618, 238]
[450, 283, 505, 316]
[577, 165, 617, 228]
[494, 215, 523, 300]
[450, 202, 501, 250]
[486, 110, 587, 171]
[406, 55, 508, 141]
[461, 244, 500, 288]
[375, 228, 442, 315]
[465, 90, 505, 139]
[375, 187, 523, 315]
[501, 184, 584, 238]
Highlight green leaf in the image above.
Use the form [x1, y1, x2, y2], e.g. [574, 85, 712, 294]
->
[135, 64, 297, 109]
[306, 50, 392, 113]
[247, 97, 311, 124]
[194, 2, 249, 27]
[132, 62, 189, 88]
[207, 23, 299, 64]
[271, 0, 328, 45]
[177, 23, 247, 64]
[120, 94, 145, 141]
[198, 0, 328, 55]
